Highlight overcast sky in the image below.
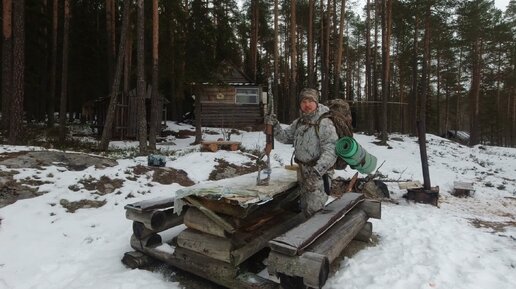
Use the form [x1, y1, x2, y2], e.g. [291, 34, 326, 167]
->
[497, 0, 511, 10]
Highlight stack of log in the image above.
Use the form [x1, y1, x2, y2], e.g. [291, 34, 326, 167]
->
[122, 169, 381, 289]
[124, 169, 303, 289]
[267, 193, 381, 288]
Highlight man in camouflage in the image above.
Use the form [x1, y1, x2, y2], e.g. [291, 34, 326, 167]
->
[265, 88, 338, 216]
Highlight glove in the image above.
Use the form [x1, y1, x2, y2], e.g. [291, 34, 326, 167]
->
[264, 114, 279, 126]
[301, 165, 321, 179]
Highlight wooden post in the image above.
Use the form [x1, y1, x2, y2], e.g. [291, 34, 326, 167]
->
[417, 120, 431, 190]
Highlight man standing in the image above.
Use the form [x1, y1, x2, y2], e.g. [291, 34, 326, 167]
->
[265, 88, 338, 216]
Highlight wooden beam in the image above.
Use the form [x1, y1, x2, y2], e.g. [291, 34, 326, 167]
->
[269, 192, 364, 256]
[183, 207, 227, 238]
[231, 212, 305, 266]
[267, 208, 369, 288]
[353, 221, 373, 242]
[359, 199, 381, 219]
[308, 209, 368, 263]
[184, 196, 236, 234]
[267, 251, 329, 289]
[177, 228, 234, 263]
[130, 235, 279, 289]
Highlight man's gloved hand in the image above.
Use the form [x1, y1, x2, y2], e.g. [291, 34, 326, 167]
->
[264, 114, 279, 126]
[301, 166, 321, 179]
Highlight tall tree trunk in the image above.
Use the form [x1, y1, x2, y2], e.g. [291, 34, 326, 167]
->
[289, 0, 298, 119]
[38, 0, 49, 122]
[1, 0, 13, 133]
[194, 85, 202, 144]
[373, 0, 379, 132]
[420, 4, 430, 128]
[333, 0, 346, 100]
[409, 16, 419, 136]
[455, 47, 463, 131]
[149, 0, 160, 151]
[123, 26, 132, 96]
[380, 0, 392, 144]
[436, 43, 442, 136]
[250, 0, 258, 82]
[58, 0, 71, 144]
[469, 38, 482, 146]
[365, 0, 372, 132]
[495, 43, 502, 145]
[321, 0, 332, 103]
[106, 0, 115, 87]
[98, 0, 131, 151]
[9, 0, 24, 144]
[47, 0, 58, 128]
[307, 0, 315, 88]
[273, 0, 279, 111]
[136, 0, 147, 154]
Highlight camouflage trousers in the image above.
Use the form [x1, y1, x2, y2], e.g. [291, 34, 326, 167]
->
[297, 165, 329, 217]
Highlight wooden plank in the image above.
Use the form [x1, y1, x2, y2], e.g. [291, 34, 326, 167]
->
[183, 207, 227, 238]
[231, 211, 305, 266]
[184, 196, 236, 234]
[200, 103, 263, 128]
[131, 235, 238, 279]
[269, 192, 364, 256]
[177, 228, 234, 263]
[175, 168, 298, 217]
[308, 209, 368, 263]
[190, 188, 297, 219]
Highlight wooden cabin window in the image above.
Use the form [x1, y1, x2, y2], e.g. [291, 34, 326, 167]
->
[235, 88, 259, 104]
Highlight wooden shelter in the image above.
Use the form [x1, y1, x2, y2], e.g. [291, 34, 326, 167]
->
[194, 62, 265, 130]
[93, 85, 169, 139]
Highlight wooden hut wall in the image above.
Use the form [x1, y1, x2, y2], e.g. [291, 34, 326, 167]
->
[200, 86, 236, 103]
[199, 85, 264, 129]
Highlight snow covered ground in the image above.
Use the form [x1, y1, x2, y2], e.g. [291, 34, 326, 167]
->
[0, 121, 515, 289]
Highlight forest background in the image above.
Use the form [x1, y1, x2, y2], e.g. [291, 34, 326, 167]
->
[1, 0, 515, 151]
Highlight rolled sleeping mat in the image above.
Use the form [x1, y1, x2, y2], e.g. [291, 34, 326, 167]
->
[335, 137, 377, 174]
[355, 152, 377, 174]
[335, 136, 365, 166]
[335, 137, 358, 159]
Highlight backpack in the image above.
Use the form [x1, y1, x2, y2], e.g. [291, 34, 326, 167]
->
[315, 99, 354, 170]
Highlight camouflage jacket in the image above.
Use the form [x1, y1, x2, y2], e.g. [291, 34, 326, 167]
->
[273, 104, 338, 175]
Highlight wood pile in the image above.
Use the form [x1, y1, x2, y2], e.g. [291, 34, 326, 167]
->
[124, 168, 301, 289]
[122, 168, 382, 289]
[200, 140, 241, 152]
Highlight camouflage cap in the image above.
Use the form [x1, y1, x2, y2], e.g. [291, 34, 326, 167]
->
[299, 88, 319, 103]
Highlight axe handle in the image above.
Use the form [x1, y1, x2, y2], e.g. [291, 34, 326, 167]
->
[264, 124, 274, 155]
